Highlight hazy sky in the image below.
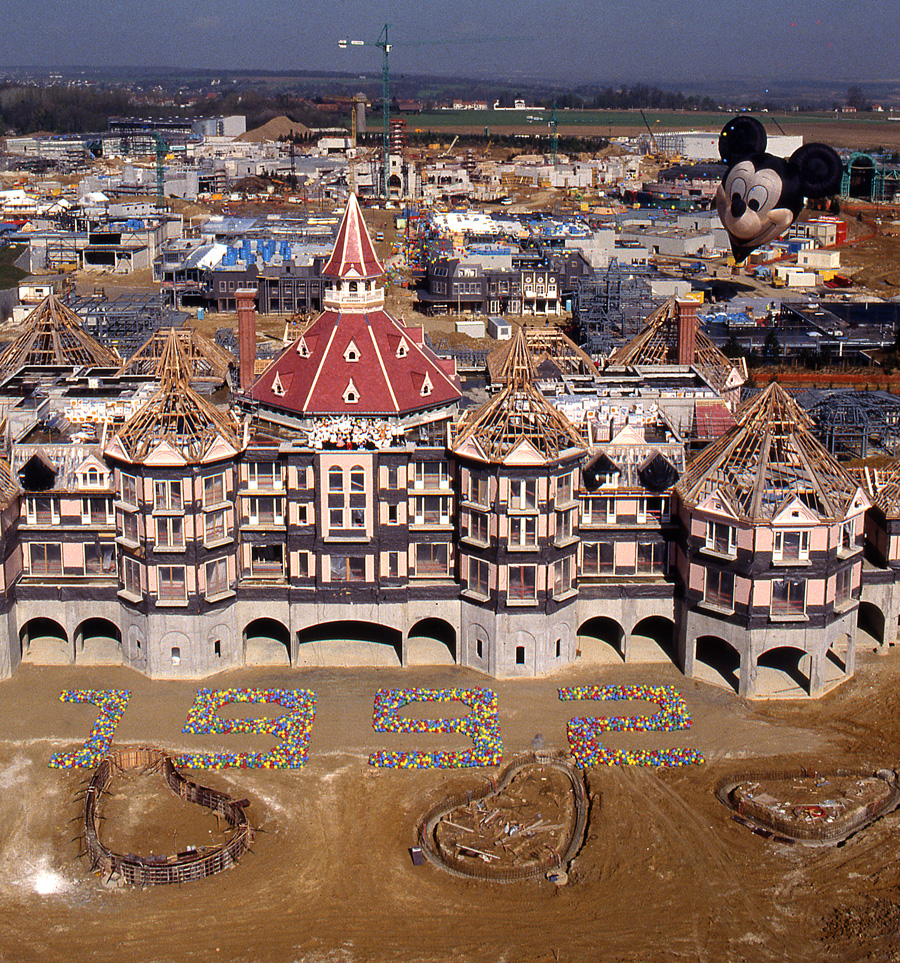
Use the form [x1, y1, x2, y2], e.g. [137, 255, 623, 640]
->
[2, 0, 897, 85]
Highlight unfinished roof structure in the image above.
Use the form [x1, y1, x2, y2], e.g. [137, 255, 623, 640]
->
[105, 329, 243, 466]
[0, 294, 119, 375]
[452, 326, 587, 465]
[117, 328, 234, 382]
[677, 381, 866, 522]
[0, 456, 19, 511]
[860, 459, 900, 518]
[487, 325, 597, 385]
[608, 297, 745, 396]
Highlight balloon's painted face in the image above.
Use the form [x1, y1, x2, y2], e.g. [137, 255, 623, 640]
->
[716, 159, 794, 261]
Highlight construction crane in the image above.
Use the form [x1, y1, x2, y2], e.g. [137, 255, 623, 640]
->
[339, 26, 528, 200]
[639, 109, 663, 159]
[153, 134, 167, 212]
[340, 25, 392, 200]
[550, 105, 558, 168]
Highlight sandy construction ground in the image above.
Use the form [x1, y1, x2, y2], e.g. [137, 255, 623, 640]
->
[1, 650, 900, 962]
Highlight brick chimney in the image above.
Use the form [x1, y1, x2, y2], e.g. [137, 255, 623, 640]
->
[235, 287, 257, 390]
[676, 299, 698, 367]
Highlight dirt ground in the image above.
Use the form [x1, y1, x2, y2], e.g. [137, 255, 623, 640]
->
[3, 650, 900, 962]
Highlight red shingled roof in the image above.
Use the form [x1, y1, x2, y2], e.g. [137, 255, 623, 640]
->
[321, 193, 384, 279]
[693, 399, 736, 440]
[251, 309, 461, 417]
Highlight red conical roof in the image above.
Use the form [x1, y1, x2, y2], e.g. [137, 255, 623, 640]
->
[321, 193, 384, 279]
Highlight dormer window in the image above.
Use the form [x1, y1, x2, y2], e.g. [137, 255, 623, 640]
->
[420, 373, 433, 397]
[272, 372, 285, 397]
[296, 336, 309, 358]
[344, 340, 360, 363]
[396, 338, 408, 359]
[343, 379, 360, 404]
[78, 466, 105, 489]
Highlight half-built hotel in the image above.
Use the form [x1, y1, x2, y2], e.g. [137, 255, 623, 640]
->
[0, 194, 897, 699]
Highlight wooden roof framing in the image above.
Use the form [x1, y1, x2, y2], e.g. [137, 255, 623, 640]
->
[487, 325, 596, 383]
[861, 460, 900, 518]
[0, 294, 119, 375]
[109, 329, 242, 465]
[0, 456, 20, 511]
[117, 328, 233, 382]
[677, 381, 863, 522]
[607, 297, 744, 394]
[452, 327, 587, 464]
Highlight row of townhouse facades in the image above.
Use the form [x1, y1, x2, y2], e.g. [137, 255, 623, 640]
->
[3, 194, 900, 699]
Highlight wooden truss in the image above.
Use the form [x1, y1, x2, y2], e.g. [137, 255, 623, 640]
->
[0, 456, 19, 512]
[117, 328, 233, 382]
[114, 329, 242, 464]
[861, 460, 900, 518]
[0, 294, 119, 375]
[487, 325, 596, 384]
[452, 327, 587, 463]
[677, 381, 861, 522]
[607, 297, 744, 394]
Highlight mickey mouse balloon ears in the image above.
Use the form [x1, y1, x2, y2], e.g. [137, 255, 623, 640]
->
[715, 116, 843, 262]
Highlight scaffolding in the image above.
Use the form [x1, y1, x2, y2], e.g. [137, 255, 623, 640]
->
[573, 260, 660, 356]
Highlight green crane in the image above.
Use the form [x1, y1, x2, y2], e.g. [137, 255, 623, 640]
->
[340, 25, 392, 200]
[339, 27, 530, 201]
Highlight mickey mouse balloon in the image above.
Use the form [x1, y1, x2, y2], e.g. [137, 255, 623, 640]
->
[716, 116, 843, 262]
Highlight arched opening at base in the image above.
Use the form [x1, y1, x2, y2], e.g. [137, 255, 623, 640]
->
[20, 618, 70, 665]
[694, 635, 740, 693]
[244, 618, 291, 667]
[75, 618, 122, 665]
[858, 601, 886, 647]
[629, 616, 676, 664]
[295, 621, 402, 667]
[756, 646, 811, 697]
[407, 618, 456, 665]
[576, 617, 625, 664]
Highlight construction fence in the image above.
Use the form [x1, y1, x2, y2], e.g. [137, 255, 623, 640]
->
[82, 746, 254, 886]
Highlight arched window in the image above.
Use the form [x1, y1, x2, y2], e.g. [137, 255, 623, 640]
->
[350, 467, 365, 493]
[328, 467, 343, 492]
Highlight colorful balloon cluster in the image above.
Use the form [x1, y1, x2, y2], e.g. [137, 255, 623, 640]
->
[177, 688, 316, 769]
[368, 687, 502, 769]
[559, 684, 704, 768]
[49, 689, 131, 769]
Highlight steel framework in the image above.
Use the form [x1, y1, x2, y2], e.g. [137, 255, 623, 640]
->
[573, 260, 660, 355]
[797, 388, 900, 459]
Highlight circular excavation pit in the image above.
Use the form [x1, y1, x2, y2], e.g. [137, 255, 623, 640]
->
[716, 767, 900, 845]
[81, 747, 255, 886]
[417, 752, 588, 882]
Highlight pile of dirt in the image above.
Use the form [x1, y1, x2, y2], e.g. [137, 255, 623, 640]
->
[238, 116, 311, 143]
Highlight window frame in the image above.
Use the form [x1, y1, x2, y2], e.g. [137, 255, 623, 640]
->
[508, 564, 537, 602]
[704, 520, 737, 557]
[29, 542, 62, 575]
[157, 565, 187, 602]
